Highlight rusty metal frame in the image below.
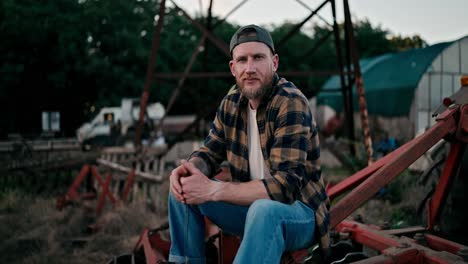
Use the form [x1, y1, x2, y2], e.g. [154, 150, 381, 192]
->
[330, 106, 460, 228]
[334, 220, 468, 263]
[57, 164, 139, 215]
[133, 0, 372, 164]
[134, 0, 167, 147]
[343, 0, 373, 164]
[320, 82, 468, 263]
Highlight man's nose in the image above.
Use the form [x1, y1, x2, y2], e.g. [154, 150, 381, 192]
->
[246, 58, 256, 73]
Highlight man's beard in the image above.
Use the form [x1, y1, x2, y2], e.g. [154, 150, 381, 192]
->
[237, 74, 273, 101]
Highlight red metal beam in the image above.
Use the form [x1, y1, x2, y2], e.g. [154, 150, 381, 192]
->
[327, 140, 412, 201]
[336, 220, 466, 264]
[133, 228, 166, 263]
[90, 166, 117, 204]
[96, 174, 113, 215]
[427, 141, 466, 229]
[121, 170, 136, 202]
[330, 108, 458, 228]
[66, 164, 90, 200]
[336, 221, 400, 252]
[456, 105, 468, 142]
[425, 233, 468, 255]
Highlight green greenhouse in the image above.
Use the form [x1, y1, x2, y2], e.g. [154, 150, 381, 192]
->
[317, 35, 468, 140]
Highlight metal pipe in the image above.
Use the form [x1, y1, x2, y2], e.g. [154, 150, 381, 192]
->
[330, 108, 458, 228]
[276, 0, 330, 49]
[343, 0, 373, 164]
[134, 0, 166, 147]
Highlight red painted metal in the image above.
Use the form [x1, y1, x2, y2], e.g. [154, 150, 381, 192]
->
[146, 229, 171, 258]
[121, 169, 136, 202]
[335, 220, 466, 264]
[133, 228, 167, 263]
[337, 221, 400, 252]
[131, 224, 240, 264]
[457, 105, 468, 142]
[425, 233, 468, 255]
[327, 141, 411, 200]
[427, 142, 466, 229]
[58, 164, 119, 213]
[66, 164, 90, 201]
[330, 108, 458, 228]
[90, 166, 117, 204]
[382, 226, 426, 236]
[96, 174, 113, 215]
[443, 97, 453, 107]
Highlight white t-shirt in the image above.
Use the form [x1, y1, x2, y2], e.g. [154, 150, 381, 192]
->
[247, 106, 265, 180]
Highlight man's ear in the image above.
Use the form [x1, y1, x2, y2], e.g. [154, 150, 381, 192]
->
[229, 60, 235, 76]
[272, 54, 279, 72]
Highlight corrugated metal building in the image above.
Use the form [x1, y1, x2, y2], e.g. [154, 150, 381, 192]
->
[317, 35, 468, 141]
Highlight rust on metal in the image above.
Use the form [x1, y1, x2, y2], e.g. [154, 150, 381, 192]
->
[134, 0, 167, 147]
[427, 142, 466, 229]
[326, 140, 412, 200]
[330, 107, 458, 228]
[343, 0, 374, 164]
[335, 220, 466, 263]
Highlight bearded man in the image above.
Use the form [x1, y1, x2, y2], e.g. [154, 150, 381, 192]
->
[167, 24, 330, 264]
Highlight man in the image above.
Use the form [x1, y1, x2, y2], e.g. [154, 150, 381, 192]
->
[168, 24, 330, 263]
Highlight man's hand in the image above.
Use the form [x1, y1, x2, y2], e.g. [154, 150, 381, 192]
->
[169, 160, 190, 202]
[179, 160, 221, 205]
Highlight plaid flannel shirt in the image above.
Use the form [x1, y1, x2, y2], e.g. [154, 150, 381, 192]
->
[190, 74, 330, 255]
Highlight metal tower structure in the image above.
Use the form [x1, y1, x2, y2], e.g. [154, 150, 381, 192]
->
[134, 0, 374, 165]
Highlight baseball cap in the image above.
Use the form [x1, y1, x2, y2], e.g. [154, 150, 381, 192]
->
[229, 24, 275, 55]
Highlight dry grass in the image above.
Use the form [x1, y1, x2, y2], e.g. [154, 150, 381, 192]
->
[0, 181, 169, 264]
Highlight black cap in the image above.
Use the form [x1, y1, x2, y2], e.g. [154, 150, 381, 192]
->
[229, 24, 275, 55]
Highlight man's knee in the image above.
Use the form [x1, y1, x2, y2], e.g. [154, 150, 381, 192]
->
[246, 199, 280, 222]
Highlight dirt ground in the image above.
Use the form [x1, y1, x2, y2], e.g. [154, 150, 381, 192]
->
[0, 166, 427, 264]
[0, 177, 170, 264]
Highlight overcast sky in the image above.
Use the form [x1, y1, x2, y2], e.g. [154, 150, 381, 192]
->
[173, 0, 468, 45]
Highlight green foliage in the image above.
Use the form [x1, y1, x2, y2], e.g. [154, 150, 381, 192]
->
[0, 1, 427, 138]
[390, 34, 427, 51]
[390, 206, 419, 228]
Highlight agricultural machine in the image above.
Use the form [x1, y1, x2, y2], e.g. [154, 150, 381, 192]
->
[104, 76, 468, 264]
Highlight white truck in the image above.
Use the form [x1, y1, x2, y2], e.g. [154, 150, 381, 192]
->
[76, 98, 165, 149]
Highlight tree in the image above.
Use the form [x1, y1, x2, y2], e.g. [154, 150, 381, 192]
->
[0, 1, 427, 138]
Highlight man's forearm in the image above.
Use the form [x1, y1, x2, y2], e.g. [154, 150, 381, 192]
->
[213, 180, 270, 206]
[187, 157, 270, 205]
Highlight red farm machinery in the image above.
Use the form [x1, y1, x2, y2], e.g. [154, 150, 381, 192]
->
[102, 77, 468, 263]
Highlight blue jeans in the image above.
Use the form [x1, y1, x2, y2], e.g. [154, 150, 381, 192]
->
[168, 192, 316, 264]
